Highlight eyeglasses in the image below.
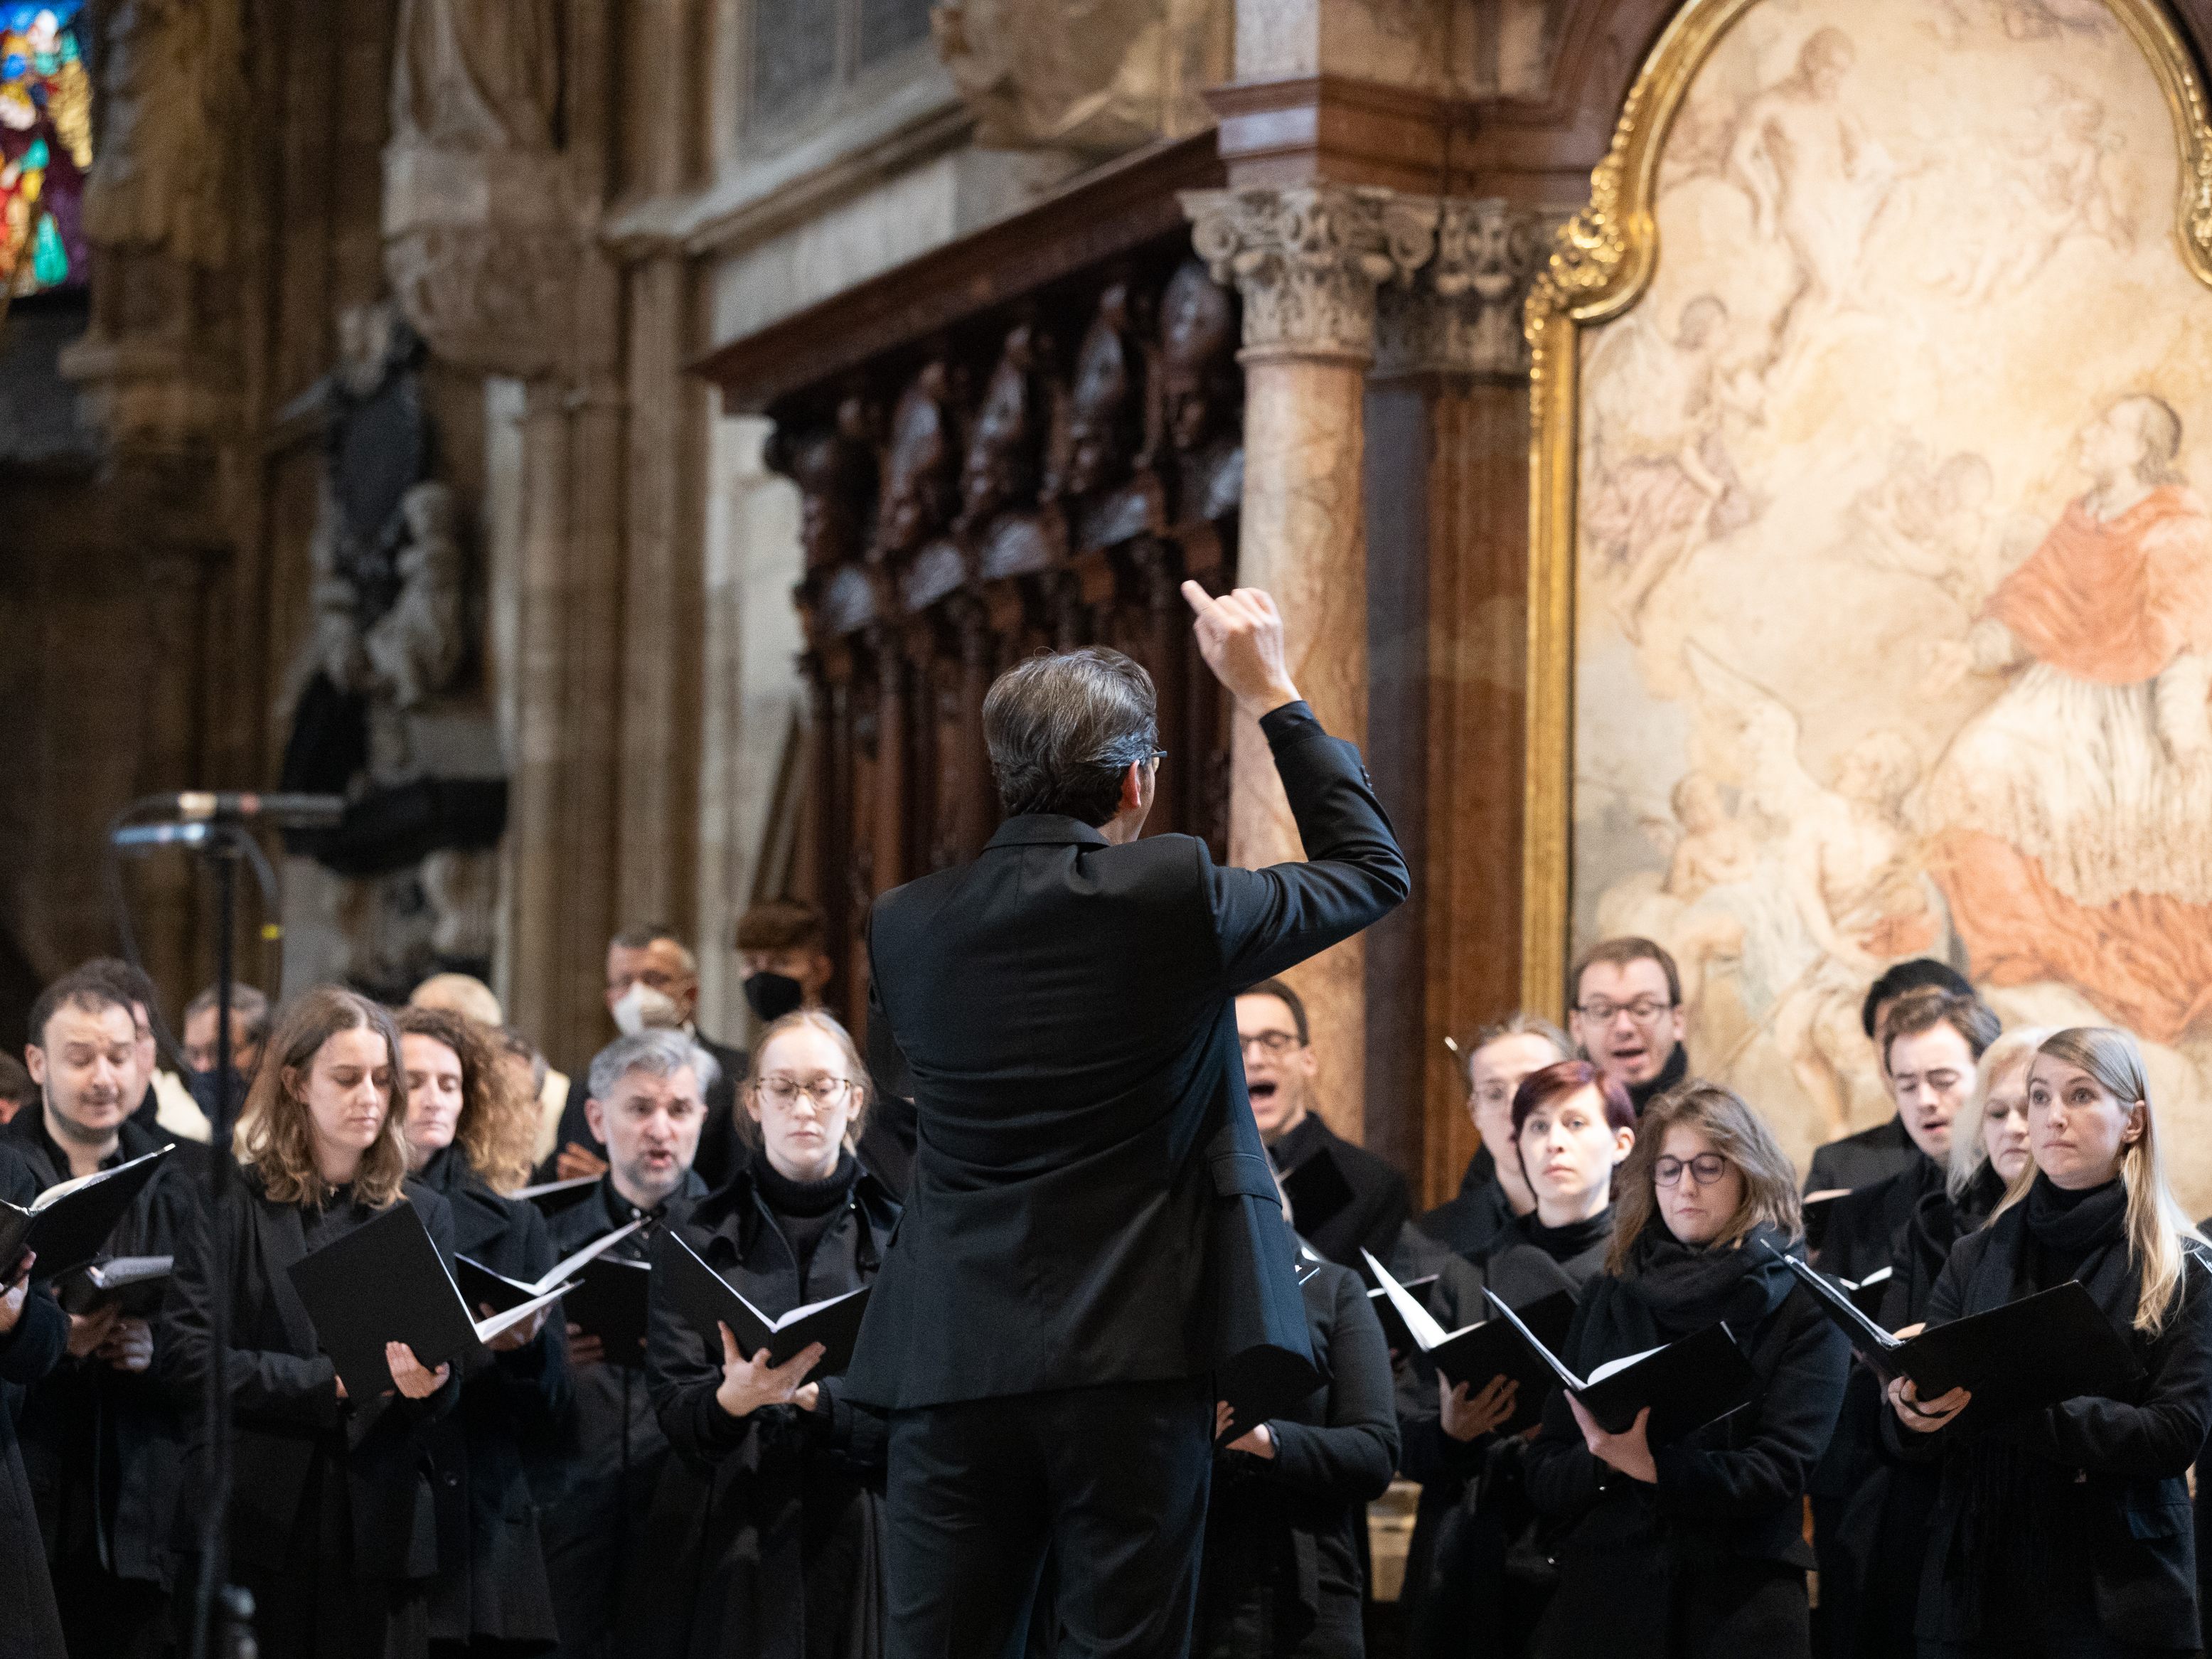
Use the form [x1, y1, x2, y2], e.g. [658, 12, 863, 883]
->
[1239, 1031, 1301, 1057]
[1575, 996, 1676, 1024]
[1150, 748, 1168, 766]
[755, 1076, 855, 1109]
[1653, 1153, 1729, 1188]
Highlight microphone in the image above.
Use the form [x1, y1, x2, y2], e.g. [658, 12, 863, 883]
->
[154, 791, 346, 828]
[112, 822, 215, 850]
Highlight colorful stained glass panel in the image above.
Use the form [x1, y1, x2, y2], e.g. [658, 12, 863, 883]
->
[1, 1, 90, 297]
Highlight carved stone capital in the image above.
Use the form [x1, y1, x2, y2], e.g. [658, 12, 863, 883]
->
[382, 144, 582, 378]
[1374, 198, 1562, 380]
[1180, 185, 1436, 364]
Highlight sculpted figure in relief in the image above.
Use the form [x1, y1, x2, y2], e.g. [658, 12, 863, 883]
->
[392, 0, 561, 151]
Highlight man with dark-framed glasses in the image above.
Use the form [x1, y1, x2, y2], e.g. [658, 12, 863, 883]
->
[1566, 937, 1692, 1116]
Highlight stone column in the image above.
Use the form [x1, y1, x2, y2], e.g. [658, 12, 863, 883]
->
[1366, 197, 1554, 1202]
[1181, 183, 1435, 1141]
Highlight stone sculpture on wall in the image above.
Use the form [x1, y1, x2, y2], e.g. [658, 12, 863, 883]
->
[279, 300, 506, 1001]
[932, 0, 1232, 154]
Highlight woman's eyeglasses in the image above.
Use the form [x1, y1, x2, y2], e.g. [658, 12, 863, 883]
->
[1652, 1153, 1729, 1188]
[755, 1076, 855, 1108]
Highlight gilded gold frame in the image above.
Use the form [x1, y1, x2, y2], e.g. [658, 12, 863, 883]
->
[1518, 0, 2212, 1020]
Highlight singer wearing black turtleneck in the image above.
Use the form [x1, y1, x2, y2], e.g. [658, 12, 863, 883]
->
[1886, 1028, 2212, 1659]
[1525, 1084, 1847, 1659]
[642, 1013, 899, 1659]
[1397, 1060, 1635, 1659]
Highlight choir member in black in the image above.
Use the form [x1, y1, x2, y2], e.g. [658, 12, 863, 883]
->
[1808, 989, 1999, 1658]
[1564, 939, 1689, 1117]
[13, 969, 206, 1657]
[1398, 1060, 1633, 1659]
[1886, 1027, 2212, 1659]
[642, 1009, 897, 1659]
[527, 1031, 712, 1658]
[1241, 980, 1409, 1270]
[1524, 1082, 1848, 1659]
[0, 1141, 68, 1659]
[1199, 1197, 1397, 1658]
[395, 1006, 568, 1655]
[1804, 959, 1975, 1197]
[1414, 1018, 1567, 1266]
[161, 986, 460, 1659]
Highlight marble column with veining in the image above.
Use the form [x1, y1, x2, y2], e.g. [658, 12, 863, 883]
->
[1181, 182, 1436, 1143]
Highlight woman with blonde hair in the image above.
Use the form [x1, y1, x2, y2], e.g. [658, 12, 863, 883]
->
[1523, 1082, 1849, 1658]
[160, 986, 458, 1659]
[392, 1003, 567, 1654]
[1943, 1024, 2051, 1205]
[1887, 1026, 2212, 1657]
[641, 1008, 899, 1658]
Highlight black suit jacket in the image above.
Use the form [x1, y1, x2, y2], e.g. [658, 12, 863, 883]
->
[847, 700, 1409, 1409]
[1805, 1115, 1918, 1195]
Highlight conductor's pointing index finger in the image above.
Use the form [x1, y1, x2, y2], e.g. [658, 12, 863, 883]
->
[1180, 578, 1219, 619]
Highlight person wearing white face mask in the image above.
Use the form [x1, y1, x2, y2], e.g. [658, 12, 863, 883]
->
[1886, 1028, 2212, 1658]
[639, 1009, 898, 1659]
[544, 924, 751, 1192]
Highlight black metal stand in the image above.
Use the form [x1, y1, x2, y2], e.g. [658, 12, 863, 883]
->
[191, 831, 255, 1659]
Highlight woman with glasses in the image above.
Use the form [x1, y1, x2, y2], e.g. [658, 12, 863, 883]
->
[1886, 1028, 2212, 1659]
[1522, 1083, 1848, 1658]
[641, 1008, 899, 1659]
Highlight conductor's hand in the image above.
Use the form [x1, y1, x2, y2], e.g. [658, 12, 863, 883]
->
[1182, 582, 1300, 718]
[715, 1323, 823, 1419]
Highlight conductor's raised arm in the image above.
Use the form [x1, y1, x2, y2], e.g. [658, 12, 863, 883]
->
[1180, 580, 1411, 987]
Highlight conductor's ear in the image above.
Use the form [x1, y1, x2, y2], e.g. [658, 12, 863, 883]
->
[1118, 761, 1147, 816]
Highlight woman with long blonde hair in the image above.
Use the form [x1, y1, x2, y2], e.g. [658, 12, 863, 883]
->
[160, 986, 458, 1658]
[1887, 1026, 2212, 1656]
[1523, 1082, 1849, 1657]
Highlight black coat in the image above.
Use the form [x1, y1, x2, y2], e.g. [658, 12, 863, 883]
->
[7, 1107, 205, 1590]
[1523, 1271, 1849, 1657]
[415, 1148, 567, 1649]
[641, 1158, 899, 1659]
[1886, 1208, 2212, 1650]
[1414, 1168, 1519, 1268]
[547, 1032, 750, 1193]
[1199, 1258, 1398, 1658]
[850, 699, 1408, 1409]
[1805, 1116, 1918, 1196]
[0, 1142, 68, 1659]
[157, 1165, 461, 1582]
[1270, 1113, 1409, 1273]
[1394, 1221, 1610, 1659]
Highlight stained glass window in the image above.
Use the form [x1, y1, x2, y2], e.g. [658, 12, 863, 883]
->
[0, 2, 90, 297]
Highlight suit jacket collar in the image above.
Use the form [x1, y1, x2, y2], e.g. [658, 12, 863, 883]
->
[985, 814, 1111, 851]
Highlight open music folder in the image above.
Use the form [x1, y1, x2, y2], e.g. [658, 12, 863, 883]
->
[1363, 1249, 1575, 1434]
[0, 1144, 174, 1283]
[455, 1217, 642, 1313]
[656, 1228, 871, 1375]
[1765, 1244, 2142, 1420]
[1482, 1286, 1757, 1441]
[55, 1254, 172, 1318]
[287, 1202, 571, 1397]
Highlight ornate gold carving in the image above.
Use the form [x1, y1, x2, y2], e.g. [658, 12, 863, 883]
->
[1516, 0, 2212, 1022]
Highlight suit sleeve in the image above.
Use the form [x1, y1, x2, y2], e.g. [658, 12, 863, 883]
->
[1208, 702, 1411, 990]
[1264, 1273, 1399, 1505]
[1651, 1298, 1850, 1520]
[2006, 1253, 2212, 1481]
[158, 1189, 343, 1432]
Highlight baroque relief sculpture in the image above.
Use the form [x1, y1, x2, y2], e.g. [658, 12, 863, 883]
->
[1527, 0, 2212, 1202]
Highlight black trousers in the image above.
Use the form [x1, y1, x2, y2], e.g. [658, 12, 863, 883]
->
[885, 1376, 1214, 1659]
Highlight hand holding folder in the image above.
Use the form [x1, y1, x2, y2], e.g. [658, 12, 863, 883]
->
[1482, 1286, 1756, 1441]
[1764, 1244, 2142, 1422]
[1362, 1249, 1576, 1436]
[287, 1203, 573, 1397]
[0, 1146, 174, 1282]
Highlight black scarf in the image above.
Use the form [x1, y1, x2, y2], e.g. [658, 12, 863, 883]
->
[1625, 1042, 1690, 1117]
[1515, 1205, 1615, 1268]
[1616, 1218, 1798, 1341]
[2021, 1173, 2133, 1311]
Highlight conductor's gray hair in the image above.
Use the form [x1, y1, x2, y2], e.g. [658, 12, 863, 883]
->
[983, 646, 1159, 826]
[586, 1028, 720, 1104]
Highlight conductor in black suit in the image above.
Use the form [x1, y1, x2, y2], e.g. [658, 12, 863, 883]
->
[845, 582, 1409, 1659]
